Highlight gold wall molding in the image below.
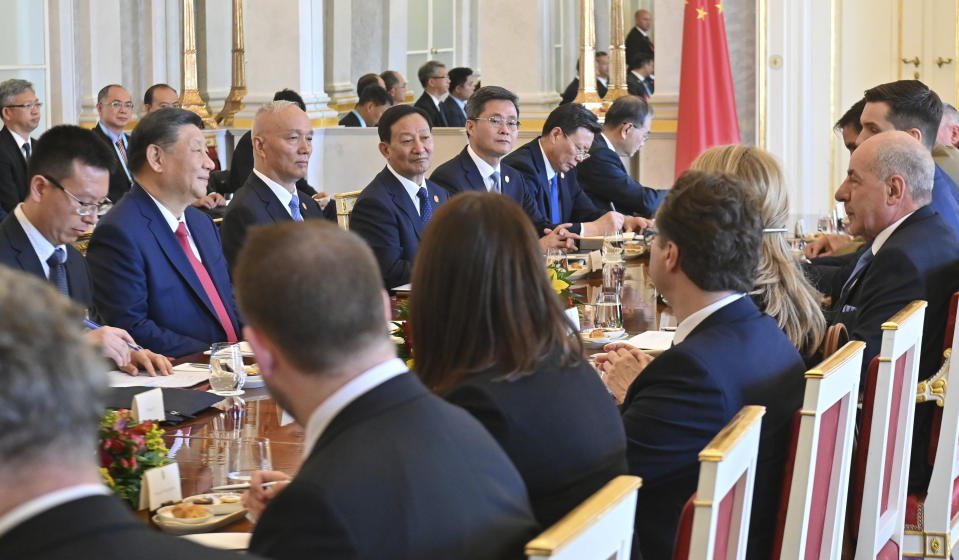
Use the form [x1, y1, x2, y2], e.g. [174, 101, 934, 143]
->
[180, 0, 217, 129]
[216, 0, 247, 127]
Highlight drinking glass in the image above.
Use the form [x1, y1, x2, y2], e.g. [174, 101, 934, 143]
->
[227, 437, 273, 483]
[545, 246, 568, 268]
[602, 231, 624, 263]
[593, 292, 624, 333]
[209, 342, 246, 396]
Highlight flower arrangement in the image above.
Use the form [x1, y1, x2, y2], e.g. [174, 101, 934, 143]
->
[547, 262, 581, 309]
[98, 409, 173, 507]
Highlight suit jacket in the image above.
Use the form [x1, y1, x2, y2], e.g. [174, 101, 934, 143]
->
[227, 130, 319, 197]
[0, 127, 34, 214]
[86, 184, 241, 357]
[414, 92, 448, 127]
[249, 372, 540, 560]
[577, 135, 665, 216]
[625, 27, 654, 66]
[441, 96, 468, 128]
[560, 77, 609, 105]
[350, 167, 448, 288]
[221, 172, 327, 270]
[622, 296, 805, 560]
[0, 494, 252, 559]
[338, 110, 363, 127]
[445, 353, 627, 527]
[626, 72, 654, 98]
[430, 147, 552, 234]
[828, 205, 959, 491]
[930, 164, 959, 237]
[90, 125, 132, 204]
[0, 214, 92, 307]
[502, 137, 605, 234]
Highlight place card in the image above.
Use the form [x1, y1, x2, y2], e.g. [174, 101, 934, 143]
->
[131, 388, 165, 423]
[139, 462, 182, 511]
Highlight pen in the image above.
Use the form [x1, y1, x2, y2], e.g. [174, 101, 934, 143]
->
[83, 319, 144, 351]
[211, 480, 284, 491]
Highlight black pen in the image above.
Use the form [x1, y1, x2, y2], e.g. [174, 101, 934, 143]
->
[83, 319, 144, 351]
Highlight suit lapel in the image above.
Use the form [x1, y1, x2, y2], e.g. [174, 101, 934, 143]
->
[2, 216, 44, 277]
[1, 127, 27, 195]
[458, 148, 488, 192]
[381, 170, 425, 238]
[250, 175, 293, 223]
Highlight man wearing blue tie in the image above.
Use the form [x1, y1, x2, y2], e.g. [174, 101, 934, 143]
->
[221, 101, 326, 270]
[350, 104, 448, 289]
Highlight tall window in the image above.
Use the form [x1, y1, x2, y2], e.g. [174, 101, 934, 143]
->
[406, 0, 455, 96]
[0, 0, 48, 132]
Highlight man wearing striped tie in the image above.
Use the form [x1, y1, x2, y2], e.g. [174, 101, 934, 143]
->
[221, 101, 327, 271]
[91, 84, 135, 204]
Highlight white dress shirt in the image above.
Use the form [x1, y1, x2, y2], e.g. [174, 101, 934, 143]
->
[8, 129, 30, 160]
[0, 484, 110, 538]
[466, 145, 501, 191]
[145, 191, 202, 261]
[386, 164, 426, 214]
[97, 122, 131, 181]
[303, 358, 409, 457]
[253, 168, 295, 218]
[350, 109, 367, 128]
[428, 92, 445, 112]
[870, 211, 914, 256]
[672, 293, 745, 345]
[13, 204, 65, 278]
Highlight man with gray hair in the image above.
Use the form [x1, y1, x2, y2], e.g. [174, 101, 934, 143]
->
[934, 102, 959, 187]
[0, 79, 40, 217]
[0, 267, 248, 558]
[221, 100, 327, 270]
[827, 130, 959, 491]
[413, 60, 450, 127]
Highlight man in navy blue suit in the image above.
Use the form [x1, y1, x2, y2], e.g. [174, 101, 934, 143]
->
[234, 221, 539, 559]
[440, 67, 473, 128]
[350, 105, 448, 288]
[221, 101, 328, 270]
[503, 103, 647, 236]
[576, 95, 664, 216]
[430, 86, 578, 250]
[0, 125, 171, 376]
[86, 109, 241, 358]
[413, 61, 449, 127]
[599, 171, 805, 560]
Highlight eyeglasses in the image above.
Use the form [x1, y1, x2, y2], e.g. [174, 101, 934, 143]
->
[42, 174, 113, 216]
[156, 102, 182, 109]
[5, 102, 42, 110]
[470, 116, 521, 131]
[563, 132, 591, 161]
[627, 123, 650, 143]
[105, 101, 135, 110]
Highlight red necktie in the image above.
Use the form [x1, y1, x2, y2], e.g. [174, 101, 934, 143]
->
[174, 222, 238, 342]
[116, 137, 127, 164]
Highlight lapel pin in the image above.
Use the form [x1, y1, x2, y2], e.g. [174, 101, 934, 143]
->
[560, 172, 565, 179]
[504, 176, 510, 183]
[301, 202, 307, 210]
[433, 195, 440, 203]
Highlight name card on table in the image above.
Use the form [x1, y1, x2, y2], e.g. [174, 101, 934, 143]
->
[131, 388, 165, 423]
[139, 462, 182, 510]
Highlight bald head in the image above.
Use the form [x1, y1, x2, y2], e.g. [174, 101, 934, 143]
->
[252, 101, 314, 189]
[859, 131, 934, 205]
[635, 9, 651, 30]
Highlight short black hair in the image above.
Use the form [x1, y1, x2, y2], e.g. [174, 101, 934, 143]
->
[380, 70, 403, 90]
[358, 85, 392, 108]
[377, 104, 432, 142]
[29, 125, 115, 182]
[863, 80, 942, 150]
[356, 73, 382, 97]
[448, 67, 474, 92]
[97, 84, 126, 104]
[465, 86, 519, 120]
[273, 89, 306, 111]
[604, 95, 651, 128]
[417, 61, 446, 87]
[127, 108, 203, 174]
[835, 98, 865, 133]
[541, 103, 601, 136]
[656, 170, 761, 293]
[143, 83, 175, 106]
[629, 53, 654, 71]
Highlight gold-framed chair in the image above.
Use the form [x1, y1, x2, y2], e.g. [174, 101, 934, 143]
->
[334, 189, 363, 230]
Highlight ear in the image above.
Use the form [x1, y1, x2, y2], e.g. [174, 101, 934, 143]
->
[662, 240, 681, 273]
[243, 326, 275, 381]
[906, 127, 924, 144]
[618, 124, 630, 141]
[27, 175, 46, 202]
[378, 141, 390, 160]
[251, 134, 265, 159]
[464, 118, 476, 137]
[885, 174, 907, 204]
[146, 144, 164, 173]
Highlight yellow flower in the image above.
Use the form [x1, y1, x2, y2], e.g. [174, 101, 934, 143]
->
[99, 467, 116, 489]
[547, 267, 570, 294]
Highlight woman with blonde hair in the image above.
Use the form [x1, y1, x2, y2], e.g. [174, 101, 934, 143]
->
[691, 145, 826, 358]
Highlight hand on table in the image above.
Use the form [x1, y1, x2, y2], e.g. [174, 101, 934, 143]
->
[118, 349, 173, 377]
[85, 326, 134, 367]
[191, 193, 228, 209]
[623, 216, 654, 233]
[803, 233, 853, 258]
[595, 342, 653, 404]
[242, 470, 292, 523]
[540, 223, 579, 251]
[582, 211, 625, 237]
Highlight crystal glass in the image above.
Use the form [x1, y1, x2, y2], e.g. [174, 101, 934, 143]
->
[209, 342, 246, 396]
[227, 437, 273, 483]
[593, 291, 624, 333]
[602, 231, 624, 263]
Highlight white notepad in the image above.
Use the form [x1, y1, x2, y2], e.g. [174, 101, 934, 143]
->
[107, 363, 211, 388]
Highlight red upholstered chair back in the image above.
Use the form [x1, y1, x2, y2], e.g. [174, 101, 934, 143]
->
[852, 301, 927, 560]
[773, 341, 865, 560]
[671, 406, 765, 560]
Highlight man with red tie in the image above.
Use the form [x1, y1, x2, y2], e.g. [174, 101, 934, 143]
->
[87, 108, 241, 358]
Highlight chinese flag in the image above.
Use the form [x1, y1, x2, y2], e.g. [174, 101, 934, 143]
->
[674, 0, 740, 178]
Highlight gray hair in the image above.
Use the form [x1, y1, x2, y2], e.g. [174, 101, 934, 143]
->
[871, 132, 935, 206]
[0, 267, 108, 469]
[942, 102, 959, 127]
[252, 100, 298, 136]
[0, 79, 34, 107]
[417, 60, 446, 88]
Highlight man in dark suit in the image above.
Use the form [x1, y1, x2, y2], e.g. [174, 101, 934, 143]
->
[625, 9, 654, 66]
[440, 67, 474, 127]
[380, 70, 409, 105]
[0, 79, 40, 215]
[87, 109, 241, 358]
[223, 101, 329, 269]
[233, 220, 539, 560]
[827, 132, 959, 491]
[504, 103, 649, 236]
[599, 171, 805, 560]
[0, 267, 248, 560]
[90, 84, 134, 204]
[559, 52, 609, 105]
[577, 95, 664, 216]
[338, 85, 392, 128]
[413, 60, 450, 127]
[627, 54, 655, 99]
[430, 85, 576, 250]
[350, 105, 448, 288]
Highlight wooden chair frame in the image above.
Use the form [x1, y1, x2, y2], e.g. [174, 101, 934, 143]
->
[334, 189, 363, 230]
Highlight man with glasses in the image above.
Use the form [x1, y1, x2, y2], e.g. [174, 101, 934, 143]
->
[504, 103, 645, 236]
[577, 95, 664, 217]
[0, 125, 172, 376]
[0, 79, 41, 218]
[413, 60, 450, 127]
[92, 84, 135, 204]
[431, 86, 577, 250]
[380, 70, 409, 105]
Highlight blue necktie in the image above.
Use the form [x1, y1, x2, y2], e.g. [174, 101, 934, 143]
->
[489, 171, 501, 193]
[839, 248, 874, 304]
[417, 187, 432, 224]
[548, 174, 562, 224]
[47, 247, 69, 296]
[289, 192, 303, 222]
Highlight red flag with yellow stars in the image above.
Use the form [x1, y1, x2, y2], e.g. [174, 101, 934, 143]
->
[674, 0, 740, 178]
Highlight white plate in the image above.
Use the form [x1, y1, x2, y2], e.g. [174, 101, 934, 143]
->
[243, 375, 265, 389]
[184, 493, 245, 515]
[157, 504, 215, 525]
[581, 329, 627, 348]
[180, 532, 251, 550]
[153, 507, 248, 535]
[203, 341, 254, 357]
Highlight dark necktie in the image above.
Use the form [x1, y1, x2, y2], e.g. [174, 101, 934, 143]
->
[839, 248, 874, 304]
[416, 187, 433, 224]
[47, 247, 69, 296]
[174, 222, 238, 342]
[548, 174, 562, 224]
[489, 171, 501, 193]
[22, 142, 30, 160]
[289, 192, 304, 222]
